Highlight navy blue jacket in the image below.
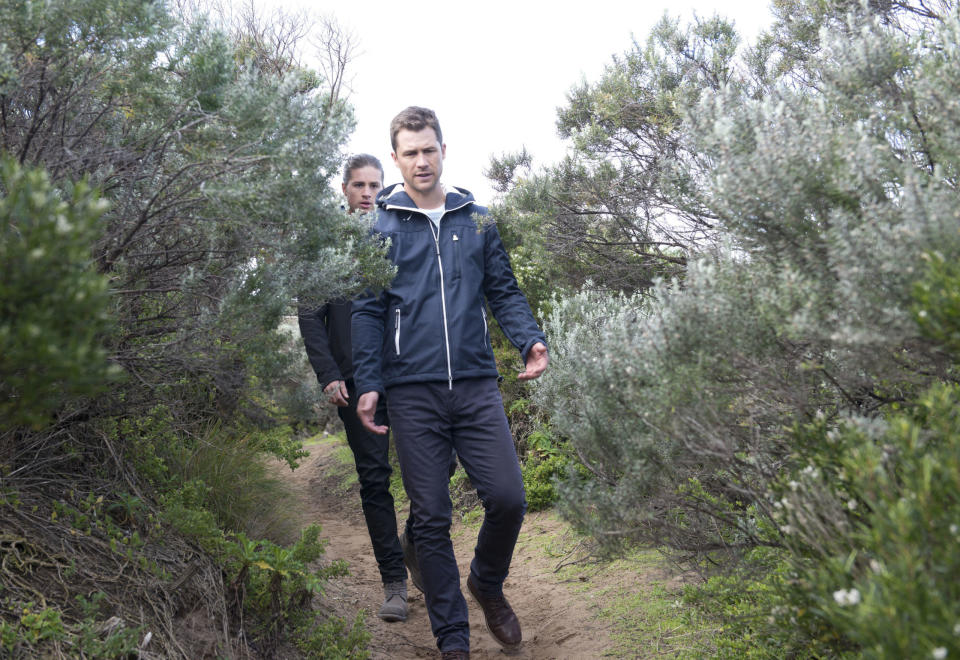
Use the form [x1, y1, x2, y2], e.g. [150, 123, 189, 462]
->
[351, 184, 546, 395]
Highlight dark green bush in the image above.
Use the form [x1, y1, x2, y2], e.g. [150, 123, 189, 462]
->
[914, 250, 960, 361]
[0, 157, 116, 429]
[695, 383, 960, 658]
[686, 248, 960, 656]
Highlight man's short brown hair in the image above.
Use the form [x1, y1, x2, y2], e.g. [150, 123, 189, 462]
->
[390, 106, 443, 151]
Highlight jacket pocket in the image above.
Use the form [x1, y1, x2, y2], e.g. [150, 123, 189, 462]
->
[394, 308, 401, 356]
[452, 231, 461, 281]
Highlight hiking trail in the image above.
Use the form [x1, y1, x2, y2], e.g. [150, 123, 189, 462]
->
[275, 436, 637, 659]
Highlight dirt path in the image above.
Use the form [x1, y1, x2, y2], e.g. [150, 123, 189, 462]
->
[279, 437, 617, 659]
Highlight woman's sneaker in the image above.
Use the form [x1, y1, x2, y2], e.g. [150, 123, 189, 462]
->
[379, 580, 408, 622]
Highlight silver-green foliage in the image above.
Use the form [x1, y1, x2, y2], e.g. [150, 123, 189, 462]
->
[536, 2, 960, 563]
[488, 15, 746, 293]
[0, 0, 393, 427]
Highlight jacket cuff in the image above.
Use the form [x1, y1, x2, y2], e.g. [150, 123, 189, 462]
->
[317, 372, 344, 391]
[520, 338, 548, 363]
[355, 384, 386, 398]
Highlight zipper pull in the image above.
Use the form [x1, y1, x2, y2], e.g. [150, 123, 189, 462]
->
[452, 233, 459, 241]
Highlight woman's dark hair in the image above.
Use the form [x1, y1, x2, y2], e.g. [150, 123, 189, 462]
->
[342, 153, 384, 185]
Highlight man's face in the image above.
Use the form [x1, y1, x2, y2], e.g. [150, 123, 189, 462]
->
[342, 165, 383, 213]
[392, 128, 445, 201]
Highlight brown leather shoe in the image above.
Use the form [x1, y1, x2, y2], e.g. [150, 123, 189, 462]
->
[466, 575, 521, 651]
[440, 651, 469, 659]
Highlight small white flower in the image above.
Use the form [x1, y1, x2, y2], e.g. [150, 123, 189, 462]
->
[869, 559, 882, 574]
[953, 622, 960, 636]
[55, 214, 73, 234]
[832, 588, 861, 606]
[932, 648, 947, 659]
[847, 499, 858, 511]
[780, 524, 794, 535]
[801, 465, 819, 478]
[788, 480, 800, 491]
[950, 524, 958, 535]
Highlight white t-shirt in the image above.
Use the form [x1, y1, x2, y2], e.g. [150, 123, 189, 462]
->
[424, 205, 445, 229]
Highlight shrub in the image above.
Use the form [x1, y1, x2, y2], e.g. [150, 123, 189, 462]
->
[528, 4, 960, 657]
[534, 0, 960, 560]
[694, 384, 959, 658]
[0, 157, 115, 429]
[682, 231, 960, 656]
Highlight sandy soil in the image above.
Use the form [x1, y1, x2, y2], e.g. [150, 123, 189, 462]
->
[278, 438, 618, 659]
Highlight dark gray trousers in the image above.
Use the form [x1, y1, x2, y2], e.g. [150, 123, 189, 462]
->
[386, 378, 527, 653]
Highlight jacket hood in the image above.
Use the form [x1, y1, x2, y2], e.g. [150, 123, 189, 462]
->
[376, 183, 476, 212]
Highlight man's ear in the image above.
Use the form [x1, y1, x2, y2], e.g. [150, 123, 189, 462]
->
[341, 182, 347, 195]
[441, 143, 446, 159]
[391, 151, 399, 166]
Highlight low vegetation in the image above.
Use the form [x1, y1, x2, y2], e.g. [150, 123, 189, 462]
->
[492, 0, 960, 656]
[0, 0, 388, 655]
[3, 0, 959, 656]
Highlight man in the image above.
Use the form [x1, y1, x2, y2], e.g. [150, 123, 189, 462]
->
[352, 107, 549, 659]
[297, 154, 410, 622]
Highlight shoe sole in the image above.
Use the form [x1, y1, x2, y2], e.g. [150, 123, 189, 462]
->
[466, 579, 521, 653]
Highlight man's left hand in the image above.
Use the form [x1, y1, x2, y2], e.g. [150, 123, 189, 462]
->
[357, 391, 389, 435]
[518, 342, 549, 381]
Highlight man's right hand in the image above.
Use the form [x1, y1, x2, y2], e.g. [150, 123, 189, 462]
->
[357, 391, 388, 435]
[518, 342, 549, 381]
[323, 379, 349, 407]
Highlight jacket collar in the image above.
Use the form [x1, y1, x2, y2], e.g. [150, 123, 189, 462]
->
[377, 183, 475, 214]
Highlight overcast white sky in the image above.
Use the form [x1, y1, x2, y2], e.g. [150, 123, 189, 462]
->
[268, 0, 775, 203]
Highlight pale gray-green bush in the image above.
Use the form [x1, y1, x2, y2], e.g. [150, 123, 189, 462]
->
[534, 0, 960, 568]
